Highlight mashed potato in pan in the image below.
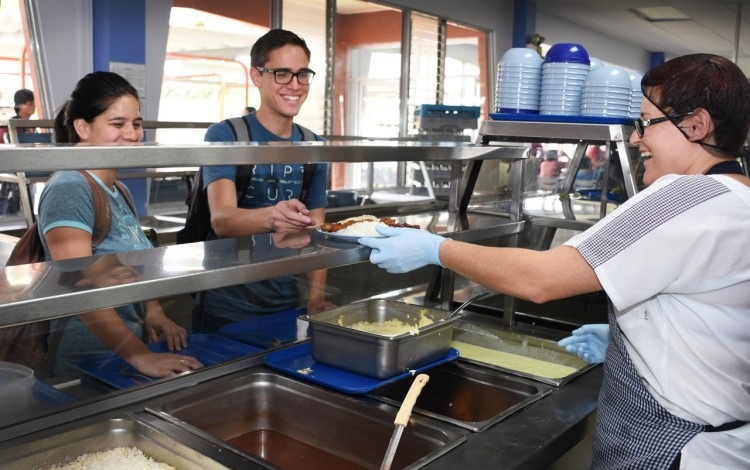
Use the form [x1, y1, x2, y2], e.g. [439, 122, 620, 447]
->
[345, 309, 436, 337]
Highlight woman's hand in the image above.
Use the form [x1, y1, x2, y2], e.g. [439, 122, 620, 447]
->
[128, 351, 203, 378]
[74, 255, 141, 288]
[307, 297, 336, 314]
[359, 226, 446, 273]
[144, 300, 188, 351]
[557, 324, 609, 364]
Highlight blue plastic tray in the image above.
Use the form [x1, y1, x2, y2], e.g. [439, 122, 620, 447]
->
[219, 307, 308, 348]
[577, 189, 626, 203]
[263, 343, 460, 394]
[489, 112, 633, 126]
[78, 333, 262, 389]
[33, 380, 76, 405]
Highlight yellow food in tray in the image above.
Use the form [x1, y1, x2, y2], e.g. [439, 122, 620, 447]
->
[342, 309, 436, 337]
[452, 340, 578, 379]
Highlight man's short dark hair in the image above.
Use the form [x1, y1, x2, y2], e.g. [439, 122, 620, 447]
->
[13, 89, 34, 106]
[250, 29, 311, 67]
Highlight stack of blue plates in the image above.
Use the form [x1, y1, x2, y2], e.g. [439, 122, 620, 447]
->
[580, 65, 632, 118]
[539, 43, 590, 116]
[629, 71, 644, 119]
[495, 48, 542, 114]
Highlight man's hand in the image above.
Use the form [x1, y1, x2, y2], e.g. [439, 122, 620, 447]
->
[272, 230, 312, 249]
[358, 226, 446, 273]
[270, 199, 317, 232]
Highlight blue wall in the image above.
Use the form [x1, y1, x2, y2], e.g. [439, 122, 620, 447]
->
[93, 0, 149, 216]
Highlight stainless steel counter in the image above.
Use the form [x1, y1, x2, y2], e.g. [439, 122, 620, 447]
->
[0, 349, 601, 469]
[0, 210, 522, 328]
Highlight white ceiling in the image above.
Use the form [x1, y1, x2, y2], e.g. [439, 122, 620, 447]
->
[535, 0, 750, 75]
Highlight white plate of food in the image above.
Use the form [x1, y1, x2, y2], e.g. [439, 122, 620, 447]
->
[316, 226, 381, 242]
[318, 215, 419, 242]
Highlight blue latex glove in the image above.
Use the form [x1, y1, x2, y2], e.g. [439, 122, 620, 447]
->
[557, 324, 609, 364]
[358, 226, 446, 273]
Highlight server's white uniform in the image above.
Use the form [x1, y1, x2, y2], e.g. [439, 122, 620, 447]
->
[565, 174, 750, 468]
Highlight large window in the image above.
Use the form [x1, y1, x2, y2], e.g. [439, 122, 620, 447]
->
[0, 0, 35, 121]
[157, 0, 489, 195]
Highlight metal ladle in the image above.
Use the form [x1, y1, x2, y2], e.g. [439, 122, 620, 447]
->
[448, 291, 491, 319]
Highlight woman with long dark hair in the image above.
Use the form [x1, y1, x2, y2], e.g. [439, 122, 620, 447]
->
[40, 71, 201, 379]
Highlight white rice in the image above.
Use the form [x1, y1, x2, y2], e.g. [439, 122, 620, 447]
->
[42, 447, 176, 470]
[336, 220, 386, 237]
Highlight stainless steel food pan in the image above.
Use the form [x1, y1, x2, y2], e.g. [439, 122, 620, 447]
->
[0, 415, 230, 469]
[453, 315, 595, 387]
[302, 299, 455, 379]
[153, 369, 466, 470]
[370, 361, 553, 432]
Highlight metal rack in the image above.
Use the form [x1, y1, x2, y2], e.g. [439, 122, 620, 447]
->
[461, 118, 638, 326]
[478, 119, 638, 233]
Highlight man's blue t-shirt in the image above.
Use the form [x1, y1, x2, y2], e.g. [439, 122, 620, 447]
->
[200, 114, 328, 327]
[37, 170, 153, 378]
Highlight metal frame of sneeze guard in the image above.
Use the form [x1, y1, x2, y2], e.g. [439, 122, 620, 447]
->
[0, 140, 528, 329]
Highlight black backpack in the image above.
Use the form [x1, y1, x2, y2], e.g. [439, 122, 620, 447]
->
[176, 117, 317, 244]
[0, 171, 135, 373]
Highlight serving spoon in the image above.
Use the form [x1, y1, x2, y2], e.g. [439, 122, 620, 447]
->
[448, 291, 491, 319]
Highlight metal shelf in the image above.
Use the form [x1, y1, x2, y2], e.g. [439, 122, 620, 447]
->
[0, 140, 526, 173]
[479, 119, 638, 200]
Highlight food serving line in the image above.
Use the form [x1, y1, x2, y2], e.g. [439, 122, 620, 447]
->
[0, 326, 601, 469]
[0, 140, 604, 468]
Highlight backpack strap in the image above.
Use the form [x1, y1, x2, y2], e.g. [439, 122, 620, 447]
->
[77, 171, 125, 251]
[295, 123, 318, 142]
[295, 123, 319, 203]
[77, 171, 112, 250]
[224, 117, 254, 200]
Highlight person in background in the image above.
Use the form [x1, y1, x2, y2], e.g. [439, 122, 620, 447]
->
[1, 88, 36, 144]
[39, 71, 201, 379]
[359, 53, 749, 468]
[585, 144, 606, 181]
[539, 149, 562, 178]
[12, 89, 35, 121]
[197, 29, 334, 332]
[0, 89, 37, 214]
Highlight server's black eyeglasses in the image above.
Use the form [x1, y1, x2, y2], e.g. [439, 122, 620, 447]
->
[255, 66, 315, 85]
[633, 112, 693, 137]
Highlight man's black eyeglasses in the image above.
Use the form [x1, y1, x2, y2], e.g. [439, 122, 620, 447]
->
[633, 112, 693, 137]
[255, 66, 315, 85]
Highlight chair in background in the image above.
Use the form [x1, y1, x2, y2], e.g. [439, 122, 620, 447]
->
[6, 119, 55, 226]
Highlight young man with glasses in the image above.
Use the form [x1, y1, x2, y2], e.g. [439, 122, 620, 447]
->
[197, 29, 334, 332]
[360, 53, 750, 468]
